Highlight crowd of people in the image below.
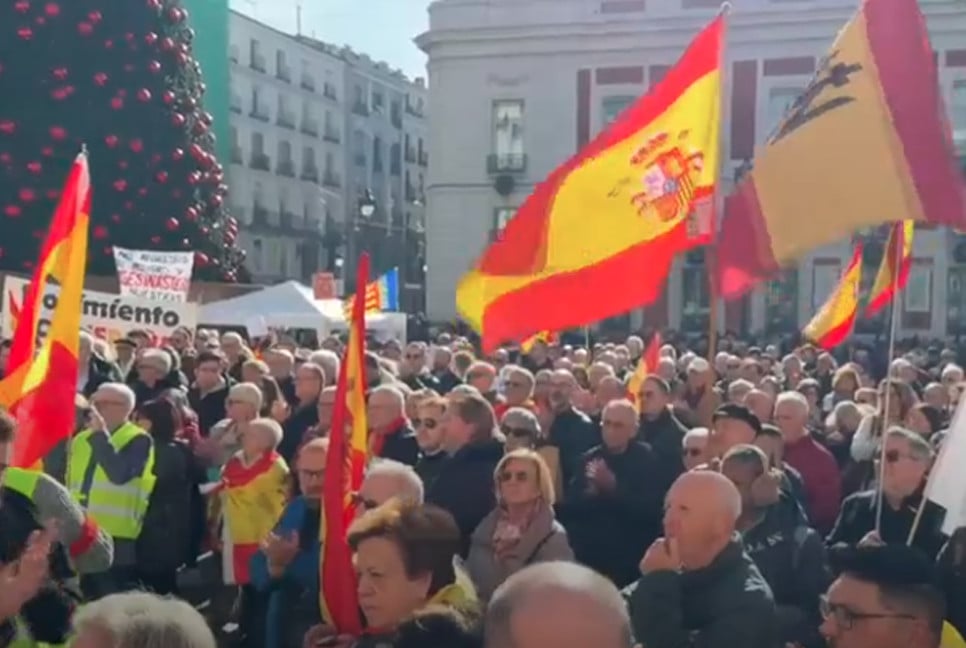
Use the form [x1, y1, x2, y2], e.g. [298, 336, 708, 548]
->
[1, 325, 965, 648]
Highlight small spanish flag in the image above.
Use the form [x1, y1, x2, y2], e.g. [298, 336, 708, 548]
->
[803, 245, 863, 350]
[628, 332, 662, 410]
[520, 330, 558, 354]
[866, 221, 914, 316]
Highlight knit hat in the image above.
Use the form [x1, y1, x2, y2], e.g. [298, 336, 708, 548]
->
[712, 403, 763, 437]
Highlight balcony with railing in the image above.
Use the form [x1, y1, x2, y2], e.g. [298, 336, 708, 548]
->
[301, 117, 319, 137]
[487, 153, 527, 174]
[277, 159, 296, 177]
[277, 110, 296, 130]
[301, 74, 315, 92]
[301, 165, 320, 183]
[231, 145, 243, 164]
[323, 129, 341, 144]
[250, 104, 270, 122]
[323, 83, 338, 101]
[322, 170, 341, 189]
[352, 100, 370, 117]
[276, 62, 292, 83]
[252, 204, 270, 226]
[250, 52, 266, 73]
[250, 153, 271, 171]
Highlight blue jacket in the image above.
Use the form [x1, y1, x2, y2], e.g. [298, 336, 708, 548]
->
[250, 496, 323, 648]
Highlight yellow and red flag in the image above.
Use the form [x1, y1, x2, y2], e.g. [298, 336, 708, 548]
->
[0, 153, 90, 467]
[520, 330, 558, 354]
[628, 332, 662, 410]
[320, 253, 369, 634]
[717, 0, 966, 299]
[457, 16, 724, 351]
[803, 245, 863, 350]
[866, 221, 914, 316]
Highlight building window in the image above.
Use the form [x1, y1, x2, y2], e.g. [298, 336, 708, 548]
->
[902, 259, 932, 329]
[493, 207, 516, 240]
[253, 180, 265, 208]
[947, 265, 966, 334]
[601, 95, 635, 128]
[249, 39, 265, 72]
[493, 100, 524, 156]
[372, 88, 384, 111]
[251, 132, 265, 156]
[764, 269, 798, 334]
[252, 239, 263, 273]
[354, 129, 367, 166]
[766, 87, 803, 141]
[278, 140, 293, 164]
[681, 251, 710, 333]
[229, 43, 239, 63]
[276, 50, 291, 81]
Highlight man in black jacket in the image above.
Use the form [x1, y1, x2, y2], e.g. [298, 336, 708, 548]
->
[625, 470, 779, 648]
[637, 376, 688, 497]
[547, 370, 599, 489]
[367, 385, 420, 467]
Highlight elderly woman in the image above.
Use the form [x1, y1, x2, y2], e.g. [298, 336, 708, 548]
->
[310, 500, 479, 647]
[466, 450, 573, 602]
[499, 407, 562, 502]
[205, 382, 263, 471]
[132, 348, 179, 406]
[72, 591, 216, 648]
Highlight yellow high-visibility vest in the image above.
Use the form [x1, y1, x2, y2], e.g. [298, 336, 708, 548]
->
[66, 422, 156, 539]
[2, 466, 42, 499]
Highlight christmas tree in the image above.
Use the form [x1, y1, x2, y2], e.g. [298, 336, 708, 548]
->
[0, 0, 247, 281]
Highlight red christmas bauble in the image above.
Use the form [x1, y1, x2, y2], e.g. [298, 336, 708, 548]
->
[189, 143, 204, 159]
[124, 32, 135, 42]
[124, 200, 135, 210]
[113, 179, 127, 192]
[129, 139, 143, 153]
[93, 225, 108, 239]
[138, 188, 148, 197]
[14, 1, 30, 13]
[165, 217, 179, 231]
[160, 37, 175, 51]
[185, 206, 199, 221]
[45, 2, 60, 16]
[0, 153, 11, 164]
[26, 161, 41, 174]
[144, 32, 158, 46]
[199, 226, 209, 236]
[0, 121, 16, 135]
[167, 7, 184, 22]
[171, 113, 186, 128]
[209, 195, 224, 208]
[192, 120, 207, 136]
[104, 134, 119, 148]
[155, 171, 168, 183]
[88, 10, 102, 23]
[103, 39, 114, 49]
[77, 22, 94, 37]
[195, 252, 209, 266]
[49, 126, 67, 140]
[146, 0, 161, 10]
[171, 147, 185, 161]
[52, 67, 68, 81]
[41, 147, 53, 157]
[4, 205, 22, 217]
[19, 188, 36, 202]
[50, 88, 68, 101]
[162, 90, 176, 105]
[110, 97, 124, 110]
[175, 52, 189, 67]
[137, 88, 152, 102]
[18, 28, 34, 40]
[93, 72, 108, 86]
[147, 60, 162, 74]
[187, 171, 201, 185]
[110, 213, 122, 223]
[35, 16, 46, 26]
[227, 216, 238, 230]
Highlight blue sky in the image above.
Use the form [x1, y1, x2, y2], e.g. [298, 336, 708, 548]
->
[231, 0, 431, 80]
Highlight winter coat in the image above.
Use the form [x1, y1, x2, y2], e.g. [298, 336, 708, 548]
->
[624, 536, 779, 648]
[136, 439, 198, 574]
[548, 407, 600, 489]
[637, 408, 688, 497]
[280, 403, 320, 464]
[828, 489, 947, 560]
[188, 379, 232, 437]
[466, 503, 574, 601]
[372, 420, 420, 467]
[784, 435, 842, 535]
[414, 451, 447, 490]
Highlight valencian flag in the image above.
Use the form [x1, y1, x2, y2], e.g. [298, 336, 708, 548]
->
[520, 330, 558, 354]
[866, 221, 914, 316]
[342, 267, 399, 319]
[803, 245, 863, 350]
[457, 16, 724, 351]
[717, 0, 966, 299]
[320, 253, 370, 634]
[628, 332, 662, 410]
[0, 153, 90, 467]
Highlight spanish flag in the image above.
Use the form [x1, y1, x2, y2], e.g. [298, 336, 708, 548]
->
[320, 252, 369, 634]
[342, 267, 399, 320]
[520, 330, 558, 354]
[0, 153, 90, 467]
[717, 0, 966, 299]
[866, 221, 914, 316]
[457, 16, 724, 351]
[803, 245, 863, 350]
[628, 332, 662, 410]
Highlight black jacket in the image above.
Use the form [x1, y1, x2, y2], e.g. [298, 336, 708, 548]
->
[624, 537, 779, 648]
[279, 403, 319, 464]
[188, 380, 232, 438]
[375, 421, 420, 467]
[137, 439, 201, 573]
[548, 407, 599, 488]
[132, 376, 182, 407]
[637, 408, 688, 497]
[82, 354, 122, 398]
[415, 451, 448, 490]
[564, 442, 663, 587]
[401, 372, 441, 393]
[433, 369, 462, 394]
[742, 497, 831, 648]
[426, 439, 505, 556]
[827, 489, 947, 560]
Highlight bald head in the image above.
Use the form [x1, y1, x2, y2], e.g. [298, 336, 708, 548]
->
[663, 471, 742, 570]
[486, 562, 633, 648]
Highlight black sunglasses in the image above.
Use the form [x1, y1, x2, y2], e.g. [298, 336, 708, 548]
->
[501, 425, 533, 438]
[413, 418, 438, 430]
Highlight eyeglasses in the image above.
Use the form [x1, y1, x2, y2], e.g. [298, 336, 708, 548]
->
[499, 470, 531, 483]
[819, 596, 917, 630]
[414, 418, 438, 429]
[298, 468, 325, 480]
[350, 492, 379, 511]
[682, 447, 703, 457]
[500, 425, 533, 438]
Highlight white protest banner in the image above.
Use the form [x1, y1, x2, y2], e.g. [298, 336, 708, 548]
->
[113, 247, 194, 302]
[2, 275, 197, 346]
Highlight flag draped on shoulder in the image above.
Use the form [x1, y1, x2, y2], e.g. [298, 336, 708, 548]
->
[866, 221, 914, 316]
[628, 332, 662, 409]
[717, 0, 966, 299]
[342, 267, 399, 319]
[457, 16, 725, 351]
[320, 254, 369, 634]
[0, 153, 90, 467]
[803, 245, 863, 350]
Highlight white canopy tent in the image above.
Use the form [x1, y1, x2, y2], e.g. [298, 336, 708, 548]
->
[198, 280, 406, 341]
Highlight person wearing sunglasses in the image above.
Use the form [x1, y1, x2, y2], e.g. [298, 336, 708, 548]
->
[414, 397, 448, 489]
[467, 449, 573, 602]
[828, 428, 946, 561]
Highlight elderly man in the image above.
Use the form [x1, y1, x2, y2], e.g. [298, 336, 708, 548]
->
[547, 369, 599, 489]
[625, 471, 778, 648]
[265, 348, 297, 407]
[131, 348, 177, 406]
[592, 375, 626, 424]
[78, 330, 122, 397]
[637, 376, 687, 494]
[67, 383, 155, 600]
[278, 363, 323, 463]
[251, 438, 329, 648]
[567, 399, 662, 587]
[776, 391, 841, 534]
[367, 385, 419, 466]
[398, 342, 441, 392]
[352, 458, 424, 516]
[745, 388, 775, 425]
[485, 562, 634, 648]
[681, 428, 710, 471]
[497, 365, 536, 419]
[220, 332, 249, 381]
[431, 346, 461, 394]
[306, 350, 340, 388]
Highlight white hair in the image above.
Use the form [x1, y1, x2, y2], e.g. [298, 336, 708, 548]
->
[308, 349, 340, 384]
[370, 384, 405, 412]
[139, 348, 172, 374]
[365, 459, 424, 504]
[727, 379, 755, 398]
[775, 390, 810, 414]
[96, 383, 136, 416]
[941, 363, 963, 380]
[228, 382, 263, 411]
[221, 331, 243, 345]
[249, 417, 283, 450]
[683, 427, 709, 445]
[73, 591, 216, 648]
[687, 357, 710, 373]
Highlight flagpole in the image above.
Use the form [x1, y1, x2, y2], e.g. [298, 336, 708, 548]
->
[707, 1, 731, 362]
[874, 225, 905, 533]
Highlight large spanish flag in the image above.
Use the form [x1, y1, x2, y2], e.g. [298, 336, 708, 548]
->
[457, 16, 724, 351]
[803, 245, 863, 350]
[319, 253, 369, 634]
[628, 332, 662, 410]
[717, 0, 966, 299]
[0, 154, 90, 467]
[866, 221, 914, 316]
